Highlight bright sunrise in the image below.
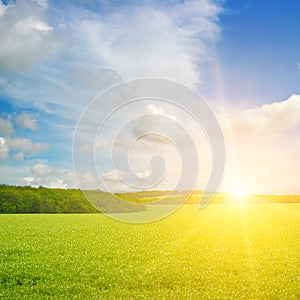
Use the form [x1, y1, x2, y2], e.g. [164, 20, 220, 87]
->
[0, 0, 300, 299]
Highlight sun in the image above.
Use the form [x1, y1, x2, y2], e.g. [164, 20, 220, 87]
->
[231, 185, 248, 200]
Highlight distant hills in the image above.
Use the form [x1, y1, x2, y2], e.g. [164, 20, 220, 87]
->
[0, 185, 299, 214]
[117, 190, 300, 204]
[0, 185, 146, 214]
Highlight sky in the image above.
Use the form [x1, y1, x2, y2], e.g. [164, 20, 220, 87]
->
[0, 0, 300, 194]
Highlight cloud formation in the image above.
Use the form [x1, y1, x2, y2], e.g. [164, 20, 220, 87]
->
[15, 113, 39, 130]
[0, 0, 224, 118]
[231, 94, 300, 137]
[27, 162, 75, 188]
[2, 0, 299, 195]
[0, 137, 9, 160]
[8, 138, 48, 154]
[70, 0, 222, 88]
[0, 0, 61, 76]
[220, 94, 300, 194]
[72, 68, 121, 90]
[0, 116, 14, 136]
[25, 162, 100, 189]
[0, 112, 47, 160]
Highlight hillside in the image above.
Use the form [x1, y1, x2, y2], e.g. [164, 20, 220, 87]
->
[117, 190, 300, 204]
[1, 185, 299, 214]
[0, 185, 146, 214]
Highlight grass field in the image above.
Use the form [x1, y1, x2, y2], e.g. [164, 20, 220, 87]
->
[1, 204, 300, 299]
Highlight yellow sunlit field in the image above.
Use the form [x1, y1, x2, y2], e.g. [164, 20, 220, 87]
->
[1, 200, 299, 299]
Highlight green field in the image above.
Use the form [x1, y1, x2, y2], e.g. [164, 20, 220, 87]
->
[1, 204, 300, 299]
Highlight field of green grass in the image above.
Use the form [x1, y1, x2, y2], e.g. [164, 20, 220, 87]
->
[1, 204, 300, 299]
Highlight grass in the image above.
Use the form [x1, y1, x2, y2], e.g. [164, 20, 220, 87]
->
[0, 204, 300, 299]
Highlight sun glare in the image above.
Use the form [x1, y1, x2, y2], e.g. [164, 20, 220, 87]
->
[232, 186, 248, 200]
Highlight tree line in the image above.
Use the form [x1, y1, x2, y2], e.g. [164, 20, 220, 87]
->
[0, 185, 146, 214]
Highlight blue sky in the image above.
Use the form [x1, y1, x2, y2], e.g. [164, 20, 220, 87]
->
[0, 0, 300, 193]
[215, 0, 300, 106]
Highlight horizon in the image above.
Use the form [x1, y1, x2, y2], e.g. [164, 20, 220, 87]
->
[2, 183, 300, 197]
[0, 0, 300, 196]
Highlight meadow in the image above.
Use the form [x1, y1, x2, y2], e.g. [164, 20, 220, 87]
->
[0, 204, 300, 299]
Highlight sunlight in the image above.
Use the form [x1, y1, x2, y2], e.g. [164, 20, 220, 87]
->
[232, 185, 248, 201]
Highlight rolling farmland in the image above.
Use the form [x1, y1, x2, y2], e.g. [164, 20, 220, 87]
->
[1, 203, 300, 299]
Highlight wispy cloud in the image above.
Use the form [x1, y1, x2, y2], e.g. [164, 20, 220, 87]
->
[0, 115, 14, 136]
[0, 137, 9, 160]
[0, 0, 225, 188]
[0, 0, 61, 76]
[0, 0, 223, 115]
[15, 113, 39, 130]
[8, 138, 48, 155]
[2, 0, 299, 194]
[0, 112, 48, 161]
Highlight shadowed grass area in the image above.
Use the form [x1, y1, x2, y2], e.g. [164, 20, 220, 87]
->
[0, 204, 300, 299]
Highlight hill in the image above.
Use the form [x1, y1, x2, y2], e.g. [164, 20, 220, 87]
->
[0, 185, 146, 214]
[117, 190, 300, 204]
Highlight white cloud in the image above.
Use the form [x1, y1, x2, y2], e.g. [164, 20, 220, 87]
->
[27, 93, 300, 194]
[23, 17, 53, 31]
[69, 0, 222, 89]
[0, 114, 46, 161]
[0, 0, 61, 75]
[0, 1, 7, 17]
[131, 104, 180, 145]
[72, 68, 121, 90]
[0, 116, 14, 136]
[33, 0, 49, 8]
[29, 162, 75, 188]
[24, 176, 34, 185]
[0, 0, 223, 117]
[220, 94, 300, 194]
[230, 94, 300, 137]
[101, 169, 142, 192]
[31, 162, 48, 176]
[8, 138, 48, 154]
[101, 93, 300, 194]
[15, 113, 38, 130]
[102, 169, 128, 182]
[27, 162, 100, 189]
[79, 139, 101, 155]
[14, 151, 24, 161]
[0, 0, 222, 192]
[145, 104, 166, 116]
[0, 137, 9, 160]
[85, 98, 212, 193]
